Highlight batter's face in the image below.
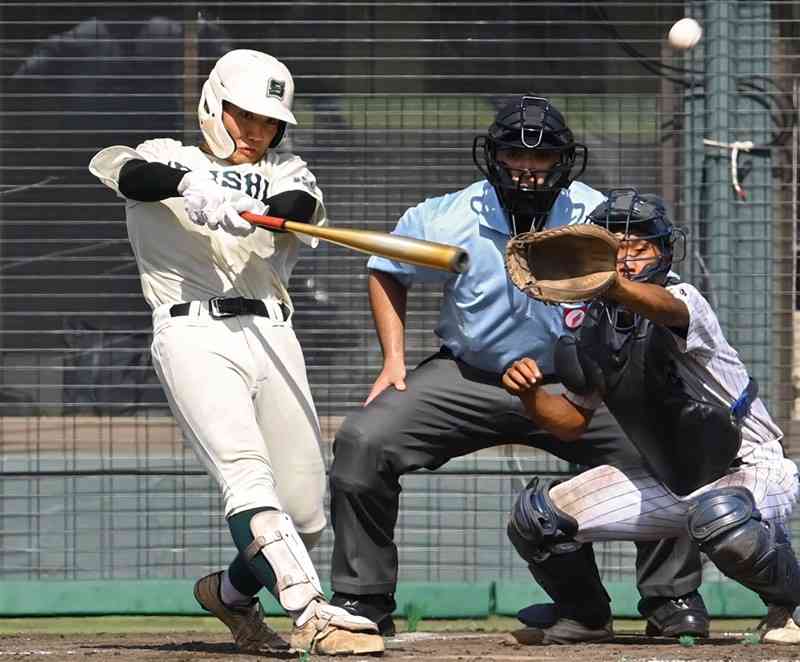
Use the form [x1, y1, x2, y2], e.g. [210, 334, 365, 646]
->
[616, 236, 661, 279]
[221, 101, 280, 165]
[496, 148, 560, 188]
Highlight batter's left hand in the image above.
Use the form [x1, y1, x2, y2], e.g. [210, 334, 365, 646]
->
[212, 195, 264, 236]
[502, 358, 543, 395]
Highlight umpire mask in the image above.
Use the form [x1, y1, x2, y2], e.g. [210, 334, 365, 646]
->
[473, 96, 588, 233]
[589, 189, 685, 286]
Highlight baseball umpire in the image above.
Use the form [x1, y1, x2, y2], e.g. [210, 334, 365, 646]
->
[328, 97, 709, 640]
[503, 190, 800, 644]
[89, 49, 383, 655]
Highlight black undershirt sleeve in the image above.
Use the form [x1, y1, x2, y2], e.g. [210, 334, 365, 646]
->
[118, 159, 186, 202]
[118, 159, 318, 223]
[265, 190, 317, 223]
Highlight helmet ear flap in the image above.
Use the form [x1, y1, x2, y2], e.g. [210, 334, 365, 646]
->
[269, 121, 287, 148]
[198, 77, 235, 159]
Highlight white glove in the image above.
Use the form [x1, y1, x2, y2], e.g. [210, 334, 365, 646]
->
[178, 170, 263, 236]
[212, 194, 266, 237]
[178, 170, 224, 226]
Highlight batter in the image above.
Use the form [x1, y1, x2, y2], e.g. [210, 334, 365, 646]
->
[89, 49, 383, 655]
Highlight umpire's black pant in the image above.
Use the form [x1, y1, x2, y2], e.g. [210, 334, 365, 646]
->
[329, 349, 701, 598]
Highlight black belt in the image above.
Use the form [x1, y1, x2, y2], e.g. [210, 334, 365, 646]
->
[170, 297, 290, 321]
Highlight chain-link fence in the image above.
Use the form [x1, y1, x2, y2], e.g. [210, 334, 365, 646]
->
[0, 1, 798, 607]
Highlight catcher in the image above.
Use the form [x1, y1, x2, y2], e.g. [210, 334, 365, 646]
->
[502, 190, 800, 644]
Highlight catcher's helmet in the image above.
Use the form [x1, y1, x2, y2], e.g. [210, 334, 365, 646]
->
[198, 49, 296, 159]
[589, 189, 684, 284]
[473, 96, 588, 229]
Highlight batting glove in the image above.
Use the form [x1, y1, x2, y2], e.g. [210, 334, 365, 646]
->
[178, 170, 261, 236]
[178, 170, 223, 226]
[212, 194, 265, 237]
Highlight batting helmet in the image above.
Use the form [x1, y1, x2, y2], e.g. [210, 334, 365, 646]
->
[198, 49, 297, 159]
[589, 189, 685, 284]
[473, 96, 588, 230]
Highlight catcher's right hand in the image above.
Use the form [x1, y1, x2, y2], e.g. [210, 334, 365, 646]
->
[502, 358, 544, 396]
[506, 224, 619, 304]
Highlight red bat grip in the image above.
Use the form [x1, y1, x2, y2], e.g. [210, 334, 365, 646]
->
[241, 211, 288, 231]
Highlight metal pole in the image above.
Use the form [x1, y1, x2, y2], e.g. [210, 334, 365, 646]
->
[183, 4, 199, 146]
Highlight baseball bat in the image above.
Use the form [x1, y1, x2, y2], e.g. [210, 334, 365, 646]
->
[242, 212, 470, 274]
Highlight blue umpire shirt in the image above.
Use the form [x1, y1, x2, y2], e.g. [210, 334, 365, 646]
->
[367, 180, 606, 375]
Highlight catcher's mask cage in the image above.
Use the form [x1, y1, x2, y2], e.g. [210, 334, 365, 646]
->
[198, 49, 297, 160]
[589, 189, 685, 285]
[473, 96, 588, 231]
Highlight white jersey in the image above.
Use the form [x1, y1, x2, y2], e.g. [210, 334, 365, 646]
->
[567, 282, 783, 461]
[89, 138, 326, 310]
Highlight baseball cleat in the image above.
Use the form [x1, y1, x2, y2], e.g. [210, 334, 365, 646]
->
[517, 602, 559, 628]
[193, 571, 289, 652]
[290, 600, 385, 655]
[331, 592, 397, 636]
[757, 604, 800, 644]
[639, 591, 710, 638]
[511, 617, 614, 645]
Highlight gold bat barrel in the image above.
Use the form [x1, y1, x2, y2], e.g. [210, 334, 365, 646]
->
[280, 220, 470, 273]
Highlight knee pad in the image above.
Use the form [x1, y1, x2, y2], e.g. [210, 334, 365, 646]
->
[687, 487, 759, 547]
[245, 510, 324, 613]
[687, 487, 763, 570]
[508, 477, 580, 562]
[688, 487, 800, 605]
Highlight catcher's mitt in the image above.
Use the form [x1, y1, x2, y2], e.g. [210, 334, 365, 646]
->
[506, 224, 619, 304]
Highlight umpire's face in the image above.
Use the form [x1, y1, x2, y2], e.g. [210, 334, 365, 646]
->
[221, 101, 281, 165]
[616, 236, 661, 279]
[496, 148, 560, 188]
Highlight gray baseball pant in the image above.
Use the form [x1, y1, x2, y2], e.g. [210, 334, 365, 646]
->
[329, 349, 701, 598]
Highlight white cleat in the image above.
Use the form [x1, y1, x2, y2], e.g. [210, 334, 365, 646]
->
[291, 600, 385, 655]
[757, 604, 800, 644]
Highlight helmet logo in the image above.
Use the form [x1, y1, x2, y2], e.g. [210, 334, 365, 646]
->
[267, 78, 286, 99]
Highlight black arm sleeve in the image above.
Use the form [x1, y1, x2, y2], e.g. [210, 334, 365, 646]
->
[265, 190, 318, 223]
[118, 159, 187, 202]
[118, 159, 318, 222]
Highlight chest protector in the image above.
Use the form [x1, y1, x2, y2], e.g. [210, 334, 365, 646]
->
[557, 302, 741, 496]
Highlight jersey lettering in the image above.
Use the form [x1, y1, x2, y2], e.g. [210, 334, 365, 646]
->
[243, 172, 262, 199]
[163, 157, 272, 203]
[209, 169, 269, 203]
[221, 171, 242, 189]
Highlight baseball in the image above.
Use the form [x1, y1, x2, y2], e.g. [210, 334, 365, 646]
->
[668, 17, 702, 50]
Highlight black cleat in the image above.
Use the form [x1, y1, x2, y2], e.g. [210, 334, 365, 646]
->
[639, 591, 710, 638]
[517, 603, 559, 628]
[331, 592, 397, 637]
[511, 618, 614, 645]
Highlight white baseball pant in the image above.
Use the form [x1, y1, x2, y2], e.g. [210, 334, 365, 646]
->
[550, 442, 798, 541]
[150, 300, 327, 535]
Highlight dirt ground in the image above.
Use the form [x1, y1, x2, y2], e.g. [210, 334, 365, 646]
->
[1, 630, 799, 662]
